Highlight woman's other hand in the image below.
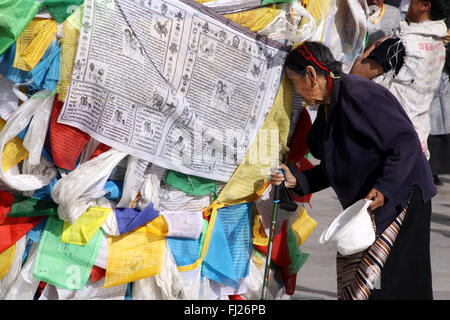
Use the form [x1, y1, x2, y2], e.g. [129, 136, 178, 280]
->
[270, 163, 298, 189]
[443, 29, 450, 43]
[365, 188, 385, 212]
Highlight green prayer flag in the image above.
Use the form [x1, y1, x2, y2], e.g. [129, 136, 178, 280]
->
[286, 228, 310, 275]
[0, 0, 42, 57]
[165, 170, 217, 197]
[261, 0, 295, 6]
[33, 216, 104, 290]
[7, 194, 58, 217]
[40, 0, 84, 23]
[198, 218, 209, 258]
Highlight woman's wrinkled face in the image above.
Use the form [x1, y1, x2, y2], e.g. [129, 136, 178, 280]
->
[286, 67, 322, 107]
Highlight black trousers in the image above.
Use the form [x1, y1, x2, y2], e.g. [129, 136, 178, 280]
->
[428, 134, 450, 175]
[370, 186, 433, 300]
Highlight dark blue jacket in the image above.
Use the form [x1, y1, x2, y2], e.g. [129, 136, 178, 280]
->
[290, 73, 436, 234]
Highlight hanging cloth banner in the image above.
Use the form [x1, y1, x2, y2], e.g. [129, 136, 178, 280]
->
[13, 18, 58, 72]
[0, 91, 58, 192]
[0, 191, 45, 254]
[201, 202, 253, 290]
[0, 74, 20, 122]
[254, 219, 291, 267]
[0, 40, 61, 95]
[258, 1, 317, 43]
[281, 227, 310, 295]
[61, 206, 111, 245]
[57, 0, 288, 182]
[165, 170, 217, 197]
[40, 0, 85, 24]
[7, 193, 58, 217]
[0, 0, 42, 57]
[251, 204, 269, 246]
[285, 227, 309, 275]
[33, 216, 104, 290]
[26, 217, 48, 243]
[26, 40, 61, 94]
[22, 84, 56, 166]
[290, 206, 317, 246]
[57, 16, 81, 103]
[222, 6, 281, 32]
[115, 202, 159, 235]
[0, 118, 29, 173]
[51, 148, 127, 224]
[214, 74, 292, 207]
[2, 241, 41, 300]
[286, 107, 314, 203]
[49, 95, 91, 171]
[103, 215, 168, 288]
[167, 226, 204, 267]
[0, 242, 15, 281]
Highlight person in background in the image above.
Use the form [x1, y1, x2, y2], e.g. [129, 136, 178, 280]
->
[384, 0, 402, 7]
[428, 26, 450, 185]
[366, 0, 401, 47]
[386, 0, 411, 18]
[351, 0, 449, 161]
[271, 41, 437, 299]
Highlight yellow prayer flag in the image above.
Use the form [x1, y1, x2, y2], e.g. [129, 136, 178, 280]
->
[298, 0, 334, 33]
[66, 4, 84, 31]
[0, 243, 15, 281]
[0, 119, 29, 172]
[103, 216, 168, 288]
[57, 10, 81, 102]
[252, 206, 269, 247]
[215, 74, 292, 206]
[61, 206, 111, 246]
[13, 18, 57, 72]
[290, 206, 317, 247]
[224, 7, 281, 33]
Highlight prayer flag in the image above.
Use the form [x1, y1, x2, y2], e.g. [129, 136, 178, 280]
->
[115, 202, 159, 235]
[103, 216, 167, 288]
[0, 191, 44, 254]
[33, 216, 104, 290]
[49, 96, 90, 170]
[61, 206, 111, 245]
[202, 203, 253, 289]
[0, 0, 42, 57]
[8, 194, 58, 218]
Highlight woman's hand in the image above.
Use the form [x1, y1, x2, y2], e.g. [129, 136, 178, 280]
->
[443, 29, 450, 43]
[270, 163, 298, 189]
[365, 188, 385, 212]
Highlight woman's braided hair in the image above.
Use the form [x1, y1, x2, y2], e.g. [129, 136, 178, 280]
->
[284, 41, 342, 77]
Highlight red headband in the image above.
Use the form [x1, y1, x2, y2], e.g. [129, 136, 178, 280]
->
[297, 43, 333, 96]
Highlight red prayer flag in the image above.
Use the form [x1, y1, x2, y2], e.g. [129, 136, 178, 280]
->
[89, 143, 111, 160]
[90, 265, 106, 283]
[287, 108, 314, 203]
[254, 220, 291, 267]
[0, 191, 44, 253]
[49, 95, 90, 170]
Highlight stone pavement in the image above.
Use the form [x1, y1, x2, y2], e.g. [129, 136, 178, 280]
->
[281, 174, 450, 300]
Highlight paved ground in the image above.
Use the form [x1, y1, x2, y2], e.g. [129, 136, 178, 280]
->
[282, 173, 450, 300]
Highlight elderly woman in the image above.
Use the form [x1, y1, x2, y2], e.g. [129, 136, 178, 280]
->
[271, 41, 436, 300]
